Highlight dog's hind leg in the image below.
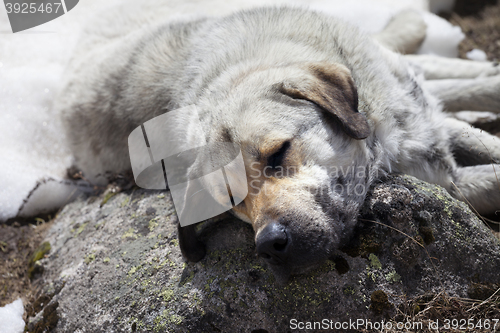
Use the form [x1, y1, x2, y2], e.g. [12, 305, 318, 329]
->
[449, 164, 500, 215]
[444, 117, 500, 214]
[405, 55, 500, 79]
[445, 117, 500, 166]
[423, 75, 500, 112]
[374, 10, 427, 54]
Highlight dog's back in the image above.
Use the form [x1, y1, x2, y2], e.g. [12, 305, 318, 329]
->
[58, 7, 430, 183]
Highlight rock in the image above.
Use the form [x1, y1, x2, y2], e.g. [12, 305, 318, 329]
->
[27, 175, 500, 332]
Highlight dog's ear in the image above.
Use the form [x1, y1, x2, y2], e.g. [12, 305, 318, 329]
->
[278, 62, 370, 140]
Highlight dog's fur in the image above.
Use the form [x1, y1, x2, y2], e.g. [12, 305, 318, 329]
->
[57, 5, 500, 283]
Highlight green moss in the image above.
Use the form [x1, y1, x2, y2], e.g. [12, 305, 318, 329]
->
[367, 270, 377, 282]
[180, 271, 195, 286]
[385, 271, 401, 283]
[169, 314, 183, 325]
[100, 191, 117, 206]
[141, 279, 151, 288]
[84, 253, 96, 264]
[103, 257, 110, 263]
[28, 242, 51, 279]
[368, 253, 382, 270]
[74, 222, 88, 236]
[437, 193, 453, 217]
[128, 265, 141, 276]
[121, 196, 131, 207]
[149, 218, 159, 232]
[153, 310, 183, 332]
[160, 289, 175, 303]
[122, 228, 139, 240]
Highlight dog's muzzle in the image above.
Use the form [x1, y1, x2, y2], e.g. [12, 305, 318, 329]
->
[256, 222, 291, 265]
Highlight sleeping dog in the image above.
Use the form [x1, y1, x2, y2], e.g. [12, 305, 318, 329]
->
[57, 6, 500, 283]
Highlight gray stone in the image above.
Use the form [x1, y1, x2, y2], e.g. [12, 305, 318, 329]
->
[28, 174, 500, 332]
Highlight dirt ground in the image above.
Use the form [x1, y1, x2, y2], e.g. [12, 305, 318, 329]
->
[448, 0, 500, 61]
[0, 219, 53, 308]
[0, 0, 499, 325]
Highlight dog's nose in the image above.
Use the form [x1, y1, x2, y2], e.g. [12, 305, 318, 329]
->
[256, 222, 290, 265]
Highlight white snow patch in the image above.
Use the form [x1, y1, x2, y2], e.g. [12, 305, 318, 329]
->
[417, 11, 464, 57]
[467, 49, 488, 61]
[0, 299, 25, 333]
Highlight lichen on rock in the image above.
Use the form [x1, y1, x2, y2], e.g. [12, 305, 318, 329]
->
[28, 175, 500, 332]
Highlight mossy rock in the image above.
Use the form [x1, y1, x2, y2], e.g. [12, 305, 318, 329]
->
[27, 241, 51, 279]
[31, 176, 500, 332]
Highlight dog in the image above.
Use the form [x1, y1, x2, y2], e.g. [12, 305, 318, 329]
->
[56, 5, 500, 283]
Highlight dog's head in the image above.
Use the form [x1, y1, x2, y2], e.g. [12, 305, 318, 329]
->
[186, 62, 372, 283]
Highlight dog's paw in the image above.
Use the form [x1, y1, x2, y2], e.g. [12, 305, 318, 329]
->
[476, 64, 500, 78]
[177, 223, 206, 262]
[181, 241, 206, 262]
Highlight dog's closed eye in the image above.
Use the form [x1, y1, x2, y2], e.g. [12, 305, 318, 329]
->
[268, 141, 290, 169]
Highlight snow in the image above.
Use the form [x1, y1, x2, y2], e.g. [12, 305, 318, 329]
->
[0, 0, 484, 222]
[467, 48, 488, 61]
[0, 0, 107, 221]
[417, 11, 464, 57]
[0, 299, 24, 333]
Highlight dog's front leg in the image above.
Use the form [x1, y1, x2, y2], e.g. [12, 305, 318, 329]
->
[443, 117, 500, 215]
[177, 223, 206, 262]
[423, 75, 500, 112]
[445, 117, 500, 165]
